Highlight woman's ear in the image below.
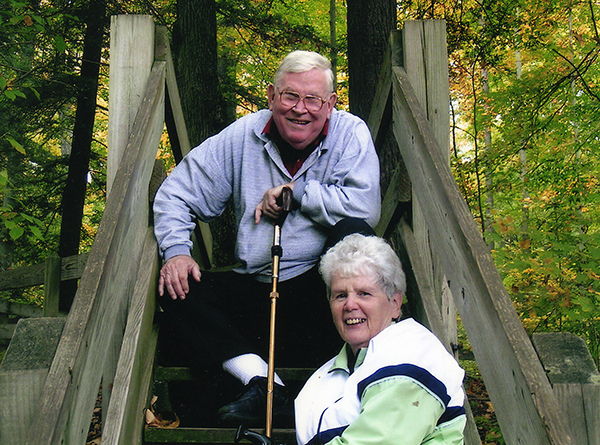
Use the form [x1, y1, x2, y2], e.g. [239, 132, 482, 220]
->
[391, 292, 402, 320]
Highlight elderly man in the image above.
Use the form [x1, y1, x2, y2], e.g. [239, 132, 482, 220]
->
[153, 50, 380, 424]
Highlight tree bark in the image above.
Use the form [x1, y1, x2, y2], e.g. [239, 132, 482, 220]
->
[58, 0, 107, 310]
[346, 0, 396, 120]
[329, 0, 337, 89]
[172, 0, 236, 266]
[173, 0, 224, 146]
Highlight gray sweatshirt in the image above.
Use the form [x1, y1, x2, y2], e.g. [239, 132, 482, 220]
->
[153, 109, 381, 281]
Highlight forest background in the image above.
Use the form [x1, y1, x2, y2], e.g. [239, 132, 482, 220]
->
[0, 0, 598, 439]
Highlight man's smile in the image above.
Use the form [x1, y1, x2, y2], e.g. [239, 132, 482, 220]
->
[287, 118, 310, 125]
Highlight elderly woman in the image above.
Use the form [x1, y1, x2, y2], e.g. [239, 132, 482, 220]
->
[295, 234, 466, 445]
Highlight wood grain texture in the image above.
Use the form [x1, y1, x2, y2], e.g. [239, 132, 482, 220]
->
[102, 230, 159, 445]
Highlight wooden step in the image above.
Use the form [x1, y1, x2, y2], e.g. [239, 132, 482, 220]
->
[155, 366, 314, 383]
[144, 426, 295, 444]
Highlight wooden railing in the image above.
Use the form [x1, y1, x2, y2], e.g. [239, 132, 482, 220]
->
[371, 22, 591, 445]
[0, 253, 89, 316]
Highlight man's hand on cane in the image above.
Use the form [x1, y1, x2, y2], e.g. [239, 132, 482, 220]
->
[254, 183, 294, 224]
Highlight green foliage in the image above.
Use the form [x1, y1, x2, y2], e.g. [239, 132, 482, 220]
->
[0, 0, 94, 271]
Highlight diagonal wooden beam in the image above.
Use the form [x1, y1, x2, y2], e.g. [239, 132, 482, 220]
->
[391, 64, 574, 445]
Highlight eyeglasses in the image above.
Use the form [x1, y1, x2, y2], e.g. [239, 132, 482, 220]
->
[278, 90, 329, 112]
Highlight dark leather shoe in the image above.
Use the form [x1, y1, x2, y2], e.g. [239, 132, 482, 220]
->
[218, 376, 293, 426]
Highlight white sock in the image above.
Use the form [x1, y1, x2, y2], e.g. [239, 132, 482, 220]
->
[222, 353, 284, 386]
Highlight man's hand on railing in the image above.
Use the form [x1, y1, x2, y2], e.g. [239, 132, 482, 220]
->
[158, 255, 201, 300]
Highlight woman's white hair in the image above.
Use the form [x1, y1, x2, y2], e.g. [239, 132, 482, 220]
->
[319, 234, 407, 300]
[274, 50, 334, 93]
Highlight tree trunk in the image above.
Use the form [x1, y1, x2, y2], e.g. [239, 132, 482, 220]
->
[482, 66, 495, 248]
[515, 48, 530, 239]
[172, 0, 236, 266]
[329, 0, 337, 89]
[346, 0, 396, 120]
[58, 0, 107, 311]
[173, 0, 224, 146]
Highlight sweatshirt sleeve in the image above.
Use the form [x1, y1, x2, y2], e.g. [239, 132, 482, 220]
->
[153, 136, 233, 260]
[324, 378, 446, 445]
[296, 117, 381, 228]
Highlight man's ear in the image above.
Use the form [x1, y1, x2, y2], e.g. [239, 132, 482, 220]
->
[326, 93, 338, 117]
[267, 84, 275, 110]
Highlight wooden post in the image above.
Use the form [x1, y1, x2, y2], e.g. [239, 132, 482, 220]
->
[103, 14, 161, 434]
[107, 15, 155, 195]
[533, 333, 600, 444]
[43, 255, 61, 317]
[0, 318, 65, 444]
[105, 11, 155, 421]
[401, 20, 457, 351]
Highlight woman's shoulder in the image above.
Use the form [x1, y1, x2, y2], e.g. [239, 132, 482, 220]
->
[365, 319, 462, 376]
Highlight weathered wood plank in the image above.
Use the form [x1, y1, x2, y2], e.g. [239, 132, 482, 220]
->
[103, 230, 159, 445]
[553, 384, 590, 444]
[0, 252, 89, 291]
[26, 57, 166, 445]
[0, 299, 42, 318]
[402, 21, 450, 149]
[375, 168, 408, 238]
[366, 32, 393, 144]
[583, 384, 600, 445]
[43, 256, 61, 316]
[144, 427, 296, 444]
[107, 15, 155, 195]
[0, 263, 45, 290]
[401, 21, 454, 345]
[60, 252, 89, 281]
[0, 317, 65, 444]
[161, 27, 191, 160]
[391, 64, 574, 445]
[397, 220, 445, 338]
[396, 220, 481, 445]
[533, 332, 600, 443]
[532, 332, 598, 384]
[0, 369, 48, 443]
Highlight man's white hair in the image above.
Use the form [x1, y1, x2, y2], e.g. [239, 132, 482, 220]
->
[319, 234, 407, 300]
[274, 50, 334, 93]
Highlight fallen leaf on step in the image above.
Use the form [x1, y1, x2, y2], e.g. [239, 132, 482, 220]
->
[144, 394, 180, 429]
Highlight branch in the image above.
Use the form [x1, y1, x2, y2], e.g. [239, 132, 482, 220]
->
[550, 47, 600, 101]
[589, 0, 600, 43]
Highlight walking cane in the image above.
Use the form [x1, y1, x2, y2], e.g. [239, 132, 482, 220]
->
[265, 186, 292, 439]
[234, 187, 292, 445]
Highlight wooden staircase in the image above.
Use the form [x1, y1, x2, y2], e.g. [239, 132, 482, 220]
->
[2, 14, 599, 445]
